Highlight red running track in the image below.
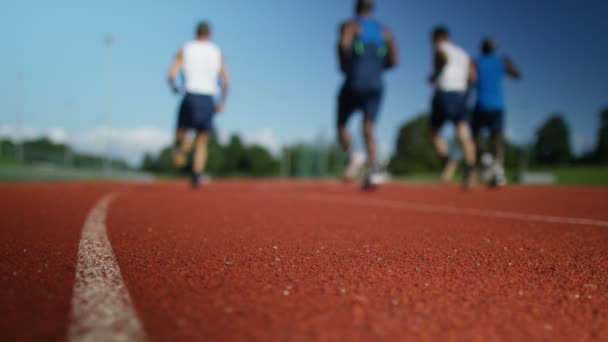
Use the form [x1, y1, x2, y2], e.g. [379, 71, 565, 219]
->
[1, 180, 607, 341]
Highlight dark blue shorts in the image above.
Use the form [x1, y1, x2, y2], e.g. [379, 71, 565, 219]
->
[337, 85, 383, 127]
[177, 93, 216, 132]
[430, 91, 469, 129]
[472, 108, 504, 137]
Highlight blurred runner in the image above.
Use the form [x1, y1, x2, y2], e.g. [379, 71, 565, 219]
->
[428, 26, 477, 190]
[337, 0, 398, 190]
[168, 22, 230, 188]
[472, 38, 521, 187]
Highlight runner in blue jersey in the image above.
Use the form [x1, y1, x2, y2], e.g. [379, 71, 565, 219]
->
[337, 0, 398, 190]
[473, 38, 521, 187]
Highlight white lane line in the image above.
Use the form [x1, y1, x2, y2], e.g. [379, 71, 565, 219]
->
[295, 194, 608, 228]
[68, 193, 147, 342]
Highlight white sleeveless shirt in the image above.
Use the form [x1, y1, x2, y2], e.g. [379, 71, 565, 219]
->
[436, 41, 470, 92]
[182, 40, 222, 96]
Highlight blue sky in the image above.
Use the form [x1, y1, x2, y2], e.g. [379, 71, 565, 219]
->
[0, 0, 607, 163]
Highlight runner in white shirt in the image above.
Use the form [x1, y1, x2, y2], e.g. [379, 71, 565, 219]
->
[168, 22, 230, 188]
[428, 26, 477, 190]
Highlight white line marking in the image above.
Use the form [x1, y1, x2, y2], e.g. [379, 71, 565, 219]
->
[295, 194, 608, 228]
[68, 193, 147, 342]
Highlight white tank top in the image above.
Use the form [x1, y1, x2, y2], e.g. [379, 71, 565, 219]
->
[436, 41, 470, 92]
[182, 40, 222, 96]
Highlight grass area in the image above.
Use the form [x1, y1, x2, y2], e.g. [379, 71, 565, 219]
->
[394, 166, 608, 186]
[0, 162, 152, 183]
[534, 166, 608, 185]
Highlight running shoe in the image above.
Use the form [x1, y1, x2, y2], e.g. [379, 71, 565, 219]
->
[191, 173, 211, 189]
[344, 152, 365, 181]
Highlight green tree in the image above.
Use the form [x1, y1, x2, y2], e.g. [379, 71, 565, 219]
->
[242, 145, 279, 177]
[533, 114, 572, 165]
[223, 135, 244, 174]
[388, 114, 439, 175]
[595, 107, 608, 164]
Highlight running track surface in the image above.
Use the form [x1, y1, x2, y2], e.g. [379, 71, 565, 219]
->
[1, 180, 607, 341]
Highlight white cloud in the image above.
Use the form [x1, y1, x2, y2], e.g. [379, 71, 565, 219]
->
[73, 126, 172, 164]
[0, 123, 51, 141]
[572, 135, 592, 155]
[242, 127, 282, 155]
[0, 123, 172, 165]
[48, 128, 68, 144]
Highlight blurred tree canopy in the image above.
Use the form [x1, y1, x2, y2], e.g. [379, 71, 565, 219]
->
[1, 137, 129, 169]
[388, 114, 439, 175]
[142, 132, 280, 177]
[595, 107, 608, 164]
[533, 114, 572, 165]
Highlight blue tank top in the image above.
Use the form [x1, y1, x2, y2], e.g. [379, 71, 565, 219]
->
[476, 54, 505, 110]
[345, 17, 387, 93]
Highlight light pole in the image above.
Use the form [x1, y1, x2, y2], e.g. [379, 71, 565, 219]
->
[16, 72, 24, 163]
[104, 34, 114, 171]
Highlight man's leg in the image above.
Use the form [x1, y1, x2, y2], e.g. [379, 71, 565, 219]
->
[430, 93, 449, 165]
[190, 131, 209, 188]
[174, 96, 192, 168]
[338, 89, 364, 181]
[431, 127, 449, 159]
[441, 159, 459, 183]
[457, 122, 476, 166]
[492, 134, 504, 166]
[192, 131, 209, 176]
[363, 118, 376, 169]
[338, 124, 352, 154]
[490, 133, 507, 186]
[457, 121, 477, 190]
[337, 87, 353, 155]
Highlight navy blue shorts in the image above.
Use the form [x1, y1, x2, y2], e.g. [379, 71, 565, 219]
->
[430, 91, 469, 129]
[177, 93, 216, 132]
[472, 108, 504, 137]
[337, 85, 383, 127]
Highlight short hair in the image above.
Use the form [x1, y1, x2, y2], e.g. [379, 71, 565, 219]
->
[356, 0, 374, 15]
[481, 38, 496, 54]
[432, 26, 449, 41]
[196, 22, 211, 37]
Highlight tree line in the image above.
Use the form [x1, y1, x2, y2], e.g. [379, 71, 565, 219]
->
[388, 107, 608, 175]
[142, 134, 280, 177]
[0, 138, 129, 170]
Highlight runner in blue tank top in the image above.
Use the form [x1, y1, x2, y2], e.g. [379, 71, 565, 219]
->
[472, 38, 521, 187]
[337, 0, 398, 190]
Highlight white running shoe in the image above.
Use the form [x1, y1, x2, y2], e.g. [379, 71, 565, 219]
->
[491, 163, 507, 187]
[344, 152, 365, 181]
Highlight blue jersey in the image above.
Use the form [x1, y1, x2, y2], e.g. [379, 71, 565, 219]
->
[476, 54, 506, 111]
[345, 17, 387, 93]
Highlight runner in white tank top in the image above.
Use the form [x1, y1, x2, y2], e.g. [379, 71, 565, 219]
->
[436, 41, 470, 93]
[182, 40, 222, 96]
[428, 26, 477, 190]
[167, 22, 230, 188]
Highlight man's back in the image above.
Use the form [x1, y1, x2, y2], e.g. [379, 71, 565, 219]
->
[182, 41, 222, 96]
[437, 41, 470, 92]
[476, 54, 506, 111]
[342, 17, 388, 93]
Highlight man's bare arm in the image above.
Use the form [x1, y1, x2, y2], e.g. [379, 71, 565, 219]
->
[383, 27, 398, 69]
[338, 21, 359, 73]
[217, 55, 230, 113]
[468, 60, 478, 85]
[429, 48, 447, 84]
[504, 56, 522, 80]
[168, 50, 183, 93]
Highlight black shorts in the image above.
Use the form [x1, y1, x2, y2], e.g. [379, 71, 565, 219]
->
[177, 93, 216, 132]
[472, 108, 504, 137]
[430, 91, 469, 129]
[337, 85, 383, 127]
